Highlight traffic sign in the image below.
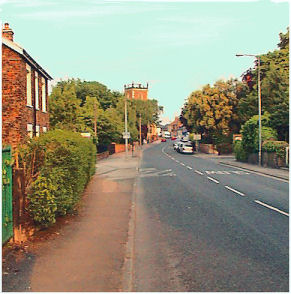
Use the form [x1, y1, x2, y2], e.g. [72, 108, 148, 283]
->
[122, 132, 130, 139]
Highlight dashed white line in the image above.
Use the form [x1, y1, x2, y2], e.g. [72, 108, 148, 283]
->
[195, 170, 203, 175]
[254, 200, 289, 217]
[207, 176, 219, 184]
[225, 185, 245, 196]
[187, 166, 193, 170]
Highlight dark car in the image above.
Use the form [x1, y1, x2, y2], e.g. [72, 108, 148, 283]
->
[161, 138, 167, 142]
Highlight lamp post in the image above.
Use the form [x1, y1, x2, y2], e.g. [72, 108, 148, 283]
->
[236, 53, 262, 166]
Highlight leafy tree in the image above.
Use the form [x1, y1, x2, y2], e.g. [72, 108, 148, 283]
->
[49, 81, 84, 131]
[49, 79, 163, 146]
[238, 28, 289, 141]
[182, 79, 244, 143]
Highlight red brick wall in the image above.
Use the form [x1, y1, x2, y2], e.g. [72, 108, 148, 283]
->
[124, 88, 148, 101]
[2, 44, 50, 149]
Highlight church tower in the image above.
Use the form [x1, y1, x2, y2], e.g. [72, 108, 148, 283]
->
[124, 82, 148, 101]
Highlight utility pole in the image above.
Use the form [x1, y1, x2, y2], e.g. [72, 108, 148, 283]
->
[124, 97, 128, 157]
[236, 53, 262, 166]
[139, 114, 142, 146]
[257, 56, 262, 166]
[93, 101, 97, 138]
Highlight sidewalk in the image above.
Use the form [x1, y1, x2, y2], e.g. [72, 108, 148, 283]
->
[2, 150, 140, 292]
[194, 152, 289, 181]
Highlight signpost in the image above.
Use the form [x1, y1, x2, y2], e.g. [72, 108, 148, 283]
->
[122, 132, 131, 139]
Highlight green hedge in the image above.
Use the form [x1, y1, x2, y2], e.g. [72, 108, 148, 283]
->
[262, 141, 289, 160]
[233, 140, 248, 162]
[19, 130, 96, 227]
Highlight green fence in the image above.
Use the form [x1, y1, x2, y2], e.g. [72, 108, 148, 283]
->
[2, 146, 13, 244]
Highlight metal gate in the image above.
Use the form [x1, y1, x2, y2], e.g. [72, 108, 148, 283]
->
[2, 146, 13, 244]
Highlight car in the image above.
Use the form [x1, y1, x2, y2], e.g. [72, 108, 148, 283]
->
[161, 138, 167, 142]
[171, 137, 177, 141]
[173, 141, 180, 150]
[177, 142, 193, 154]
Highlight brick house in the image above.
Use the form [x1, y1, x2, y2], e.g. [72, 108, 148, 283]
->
[168, 116, 183, 137]
[2, 23, 53, 149]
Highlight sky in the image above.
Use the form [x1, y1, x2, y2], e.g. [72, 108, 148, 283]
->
[1, 0, 289, 124]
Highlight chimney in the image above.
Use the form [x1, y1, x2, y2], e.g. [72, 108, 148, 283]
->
[2, 23, 14, 42]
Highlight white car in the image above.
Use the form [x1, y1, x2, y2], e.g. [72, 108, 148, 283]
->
[177, 142, 193, 154]
[173, 141, 180, 150]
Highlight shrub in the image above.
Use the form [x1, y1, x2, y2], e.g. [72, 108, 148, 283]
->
[233, 140, 248, 162]
[216, 142, 233, 155]
[241, 113, 278, 154]
[27, 176, 57, 227]
[262, 141, 289, 160]
[18, 129, 96, 227]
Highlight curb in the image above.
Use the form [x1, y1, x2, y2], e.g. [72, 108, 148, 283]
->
[219, 161, 289, 181]
[122, 147, 142, 291]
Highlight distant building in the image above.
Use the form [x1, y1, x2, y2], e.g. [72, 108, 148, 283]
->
[124, 82, 148, 101]
[168, 116, 183, 137]
[2, 23, 53, 149]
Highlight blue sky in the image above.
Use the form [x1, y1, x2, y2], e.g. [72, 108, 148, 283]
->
[1, 0, 289, 123]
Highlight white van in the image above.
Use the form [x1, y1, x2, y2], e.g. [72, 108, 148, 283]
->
[163, 131, 171, 139]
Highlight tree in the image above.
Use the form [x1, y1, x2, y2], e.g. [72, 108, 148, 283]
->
[182, 79, 244, 143]
[49, 81, 84, 131]
[238, 28, 289, 141]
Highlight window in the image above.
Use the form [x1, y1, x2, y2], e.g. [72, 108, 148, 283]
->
[26, 64, 32, 106]
[43, 126, 47, 133]
[132, 91, 135, 98]
[35, 72, 39, 109]
[27, 124, 33, 138]
[36, 125, 40, 137]
[41, 77, 46, 112]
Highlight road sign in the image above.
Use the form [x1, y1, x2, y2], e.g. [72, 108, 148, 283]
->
[122, 132, 130, 139]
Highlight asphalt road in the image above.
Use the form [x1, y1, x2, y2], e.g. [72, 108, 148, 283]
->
[133, 141, 289, 291]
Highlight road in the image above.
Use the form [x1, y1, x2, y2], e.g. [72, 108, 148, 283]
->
[132, 141, 289, 291]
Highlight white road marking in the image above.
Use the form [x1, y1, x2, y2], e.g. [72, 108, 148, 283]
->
[254, 200, 289, 217]
[180, 163, 185, 166]
[219, 162, 288, 183]
[205, 170, 249, 175]
[207, 176, 219, 184]
[195, 170, 203, 175]
[225, 185, 245, 196]
[187, 166, 193, 170]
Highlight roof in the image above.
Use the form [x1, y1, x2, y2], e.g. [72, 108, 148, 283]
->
[2, 37, 53, 80]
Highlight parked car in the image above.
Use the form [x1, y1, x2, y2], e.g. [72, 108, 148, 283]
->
[161, 138, 167, 142]
[177, 142, 193, 154]
[171, 137, 177, 141]
[173, 141, 180, 150]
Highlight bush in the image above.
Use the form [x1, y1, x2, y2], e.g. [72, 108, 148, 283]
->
[262, 141, 289, 160]
[241, 114, 278, 154]
[20, 129, 96, 227]
[233, 140, 248, 162]
[216, 142, 233, 155]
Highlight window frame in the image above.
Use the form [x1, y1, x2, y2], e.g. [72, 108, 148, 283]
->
[26, 64, 32, 107]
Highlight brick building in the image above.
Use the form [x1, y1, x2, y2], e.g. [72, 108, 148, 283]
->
[168, 116, 183, 137]
[2, 23, 53, 149]
[124, 82, 148, 101]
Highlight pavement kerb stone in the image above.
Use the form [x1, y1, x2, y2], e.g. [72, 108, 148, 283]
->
[219, 160, 289, 181]
[122, 146, 142, 292]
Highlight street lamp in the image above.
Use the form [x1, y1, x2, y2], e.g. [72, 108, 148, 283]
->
[236, 53, 262, 166]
